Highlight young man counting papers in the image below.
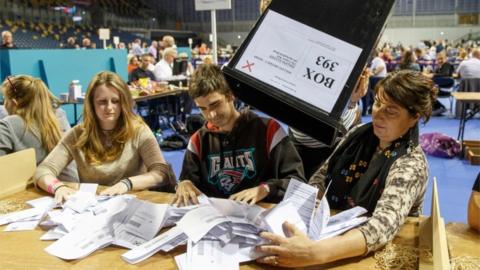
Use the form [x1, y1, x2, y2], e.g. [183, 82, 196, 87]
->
[173, 64, 305, 206]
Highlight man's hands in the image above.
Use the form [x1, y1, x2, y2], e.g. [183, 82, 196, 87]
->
[172, 180, 202, 206]
[229, 185, 269, 205]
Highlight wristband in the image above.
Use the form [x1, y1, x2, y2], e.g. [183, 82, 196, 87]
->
[121, 178, 133, 191]
[47, 179, 61, 194]
[53, 184, 68, 195]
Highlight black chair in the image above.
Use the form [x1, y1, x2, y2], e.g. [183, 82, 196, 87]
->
[455, 78, 480, 118]
[362, 76, 383, 115]
[433, 76, 456, 115]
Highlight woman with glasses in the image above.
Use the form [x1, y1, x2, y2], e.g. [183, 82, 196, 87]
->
[34, 71, 176, 203]
[257, 70, 437, 268]
[0, 75, 78, 181]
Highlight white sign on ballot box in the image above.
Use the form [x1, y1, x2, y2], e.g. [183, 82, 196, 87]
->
[235, 10, 362, 114]
[195, 0, 231, 11]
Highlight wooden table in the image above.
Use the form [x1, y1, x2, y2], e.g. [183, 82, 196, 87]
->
[451, 92, 480, 143]
[1, 188, 479, 270]
[133, 88, 187, 103]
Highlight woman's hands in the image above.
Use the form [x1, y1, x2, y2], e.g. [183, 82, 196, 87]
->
[54, 185, 76, 204]
[100, 181, 129, 196]
[256, 222, 320, 268]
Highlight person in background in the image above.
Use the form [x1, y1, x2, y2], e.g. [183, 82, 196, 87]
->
[64, 37, 76, 49]
[428, 52, 455, 116]
[398, 49, 421, 72]
[153, 47, 177, 81]
[257, 70, 436, 268]
[148, 41, 159, 62]
[468, 172, 480, 232]
[370, 49, 387, 77]
[0, 75, 77, 181]
[457, 48, 480, 79]
[127, 55, 140, 74]
[173, 64, 305, 206]
[35, 71, 176, 203]
[128, 53, 156, 83]
[131, 39, 144, 56]
[433, 52, 454, 77]
[162, 35, 175, 49]
[0, 30, 18, 49]
[81, 38, 92, 49]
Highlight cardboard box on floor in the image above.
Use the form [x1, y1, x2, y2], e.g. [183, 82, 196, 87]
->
[223, 0, 395, 146]
[0, 148, 36, 199]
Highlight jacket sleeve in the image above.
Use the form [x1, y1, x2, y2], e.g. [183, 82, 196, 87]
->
[264, 124, 306, 202]
[179, 132, 202, 187]
[0, 119, 14, 155]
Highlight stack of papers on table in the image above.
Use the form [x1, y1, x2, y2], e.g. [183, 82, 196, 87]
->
[122, 179, 368, 270]
[1, 180, 368, 267]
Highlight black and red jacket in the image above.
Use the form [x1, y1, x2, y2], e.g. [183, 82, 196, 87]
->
[179, 110, 305, 203]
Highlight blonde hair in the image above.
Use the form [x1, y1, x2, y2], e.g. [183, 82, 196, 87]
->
[163, 47, 177, 59]
[162, 35, 175, 48]
[2, 75, 62, 152]
[75, 71, 145, 165]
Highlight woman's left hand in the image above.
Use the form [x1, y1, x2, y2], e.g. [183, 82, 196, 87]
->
[100, 182, 129, 196]
[256, 222, 320, 268]
[229, 185, 269, 205]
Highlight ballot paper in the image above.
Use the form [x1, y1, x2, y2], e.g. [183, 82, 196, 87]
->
[264, 200, 307, 236]
[26, 196, 54, 209]
[40, 228, 66, 241]
[4, 220, 39, 231]
[78, 183, 98, 194]
[185, 239, 239, 270]
[176, 205, 230, 243]
[113, 199, 168, 249]
[44, 222, 114, 260]
[308, 193, 330, 240]
[318, 216, 368, 240]
[0, 198, 56, 231]
[63, 191, 97, 213]
[163, 204, 199, 227]
[121, 226, 187, 264]
[283, 178, 318, 231]
[0, 207, 44, 225]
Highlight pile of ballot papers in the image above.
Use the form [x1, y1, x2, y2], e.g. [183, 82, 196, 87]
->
[0, 180, 368, 269]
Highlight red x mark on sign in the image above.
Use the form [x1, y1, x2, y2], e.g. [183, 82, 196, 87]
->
[241, 60, 255, 72]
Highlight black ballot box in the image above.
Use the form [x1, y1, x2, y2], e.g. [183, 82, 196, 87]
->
[223, 0, 395, 146]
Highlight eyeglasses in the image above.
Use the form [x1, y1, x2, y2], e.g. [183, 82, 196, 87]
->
[5, 76, 17, 94]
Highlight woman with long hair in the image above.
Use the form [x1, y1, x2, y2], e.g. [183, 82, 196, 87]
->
[0, 75, 77, 181]
[35, 71, 176, 203]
